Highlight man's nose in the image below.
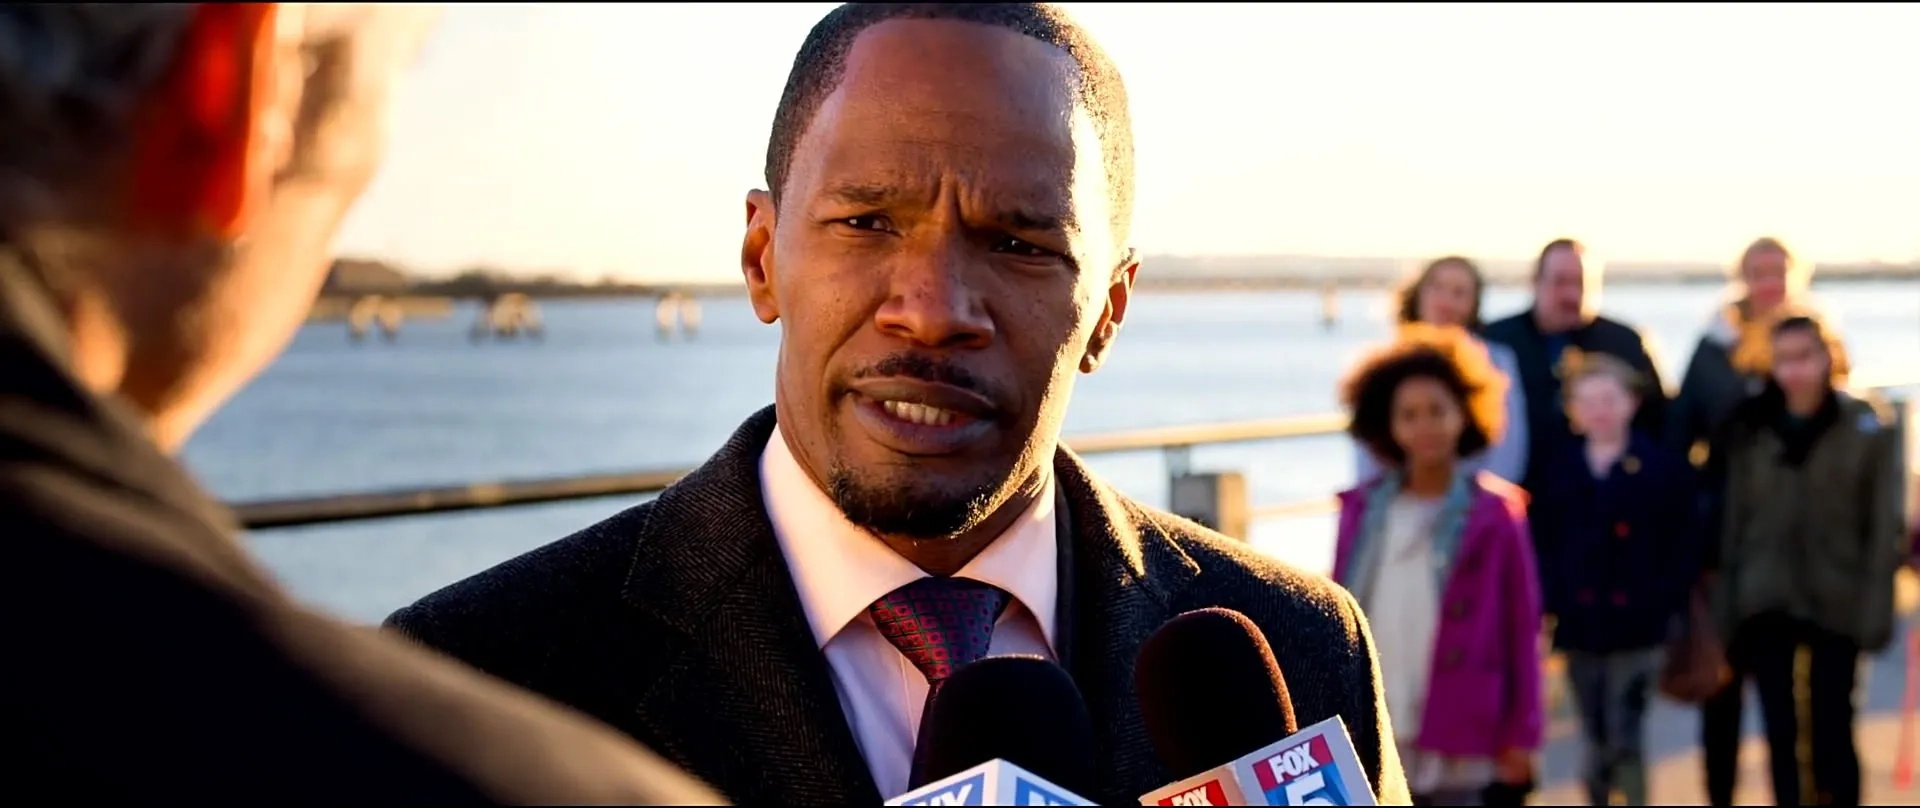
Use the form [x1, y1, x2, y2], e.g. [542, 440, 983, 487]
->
[873, 245, 995, 350]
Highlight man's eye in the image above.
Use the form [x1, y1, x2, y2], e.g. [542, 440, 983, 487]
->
[838, 215, 890, 231]
[991, 237, 1054, 258]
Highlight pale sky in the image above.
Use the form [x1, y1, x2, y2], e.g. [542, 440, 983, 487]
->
[336, 2, 1920, 282]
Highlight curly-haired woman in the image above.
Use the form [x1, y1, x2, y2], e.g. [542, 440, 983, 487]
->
[1332, 324, 1544, 806]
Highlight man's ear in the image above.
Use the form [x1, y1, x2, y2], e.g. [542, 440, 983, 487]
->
[1080, 250, 1139, 374]
[742, 188, 780, 325]
[124, 3, 280, 240]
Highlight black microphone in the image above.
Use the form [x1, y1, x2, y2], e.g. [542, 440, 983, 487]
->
[1136, 608, 1377, 806]
[1135, 607, 1298, 780]
[907, 655, 1097, 799]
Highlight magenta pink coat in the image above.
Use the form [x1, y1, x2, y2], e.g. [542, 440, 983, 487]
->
[1332, 473, 1546, 756]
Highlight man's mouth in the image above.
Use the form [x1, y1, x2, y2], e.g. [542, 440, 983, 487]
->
[879, 400, 966, 428]
[844, 377, 1000, 456]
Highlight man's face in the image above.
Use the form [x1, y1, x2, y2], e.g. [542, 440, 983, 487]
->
[742, 19, 1133, 540]
[1533, 245, 1590, 333]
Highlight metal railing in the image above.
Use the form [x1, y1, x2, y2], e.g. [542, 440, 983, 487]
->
[231, 378, 1917, 532]
[231, 411, 1351, 530]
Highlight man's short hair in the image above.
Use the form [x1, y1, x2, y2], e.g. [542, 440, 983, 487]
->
[1533, 237, 1584, 280]
[763, 2, 1135, 243]
[0, 5, 195, 227]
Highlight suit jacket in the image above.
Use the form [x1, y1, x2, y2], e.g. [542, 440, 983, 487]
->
[0, 253, 724, 805]
[388, 407, 1413, 805]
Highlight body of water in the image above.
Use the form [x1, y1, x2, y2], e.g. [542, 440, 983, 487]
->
[186, 282, 1920, 623]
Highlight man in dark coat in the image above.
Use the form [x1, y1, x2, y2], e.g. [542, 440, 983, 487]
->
[388, 4, 1412, 805]
[1483, 238, 1669, 569]
[2, 5, 722, 803]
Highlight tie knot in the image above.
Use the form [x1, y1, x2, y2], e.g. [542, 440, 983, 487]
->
[867, 577, 1011, 686]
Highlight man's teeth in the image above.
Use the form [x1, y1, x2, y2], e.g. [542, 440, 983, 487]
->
[881, 400, 959, 427]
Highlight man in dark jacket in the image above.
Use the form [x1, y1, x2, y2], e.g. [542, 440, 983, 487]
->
[1, 5, 720, 803]
[1484, 238, 1668, 568]
[387, 4, 1412, 806]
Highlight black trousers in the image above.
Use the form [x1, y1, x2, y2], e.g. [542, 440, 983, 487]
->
[1702, 612, 1862, 807]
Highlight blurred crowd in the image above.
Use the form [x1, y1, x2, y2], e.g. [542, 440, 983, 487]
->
[1337, 238, 1916, 806]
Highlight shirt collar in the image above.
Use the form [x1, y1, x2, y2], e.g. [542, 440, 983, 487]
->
[758, 423, 1059, 653]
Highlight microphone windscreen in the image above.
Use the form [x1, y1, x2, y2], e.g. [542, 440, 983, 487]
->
[1134, 607, 1298, 779]
[910, 655, 1097, 796]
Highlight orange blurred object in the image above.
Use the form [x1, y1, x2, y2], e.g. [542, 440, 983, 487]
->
[124, 3, 278, 239]
[1895, 629, 1918, 789]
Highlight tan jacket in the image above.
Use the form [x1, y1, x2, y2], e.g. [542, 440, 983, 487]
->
[1714, 389, 1908, 650]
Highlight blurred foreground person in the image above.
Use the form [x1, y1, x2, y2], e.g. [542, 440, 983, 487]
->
[1710, 313, 1905, 806]
[0, 5, 722, 803]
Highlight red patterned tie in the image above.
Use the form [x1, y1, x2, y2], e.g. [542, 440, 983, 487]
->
[867, 577, 1011, 689]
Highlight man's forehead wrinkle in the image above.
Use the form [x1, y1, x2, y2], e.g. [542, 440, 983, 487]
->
[817, 174, 1079, 232]
[809, 123, 1079, 212]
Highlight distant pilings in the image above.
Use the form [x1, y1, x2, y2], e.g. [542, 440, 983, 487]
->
[655, 293, 701, 341]
[472, 293, 544, 342]
[309, 295, 454, 342]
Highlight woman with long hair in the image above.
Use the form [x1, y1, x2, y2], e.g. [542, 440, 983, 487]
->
[1354, 257, 1529, 487]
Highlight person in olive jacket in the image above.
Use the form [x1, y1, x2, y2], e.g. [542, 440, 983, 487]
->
[1667, 236, 1820, 808]
[1709, 312, 1907, 808]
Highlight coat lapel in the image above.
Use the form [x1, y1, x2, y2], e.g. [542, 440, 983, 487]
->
[610, 413, 1203, 805]
[620, 407, 879, 804]
[1052, 446, 1200, 804]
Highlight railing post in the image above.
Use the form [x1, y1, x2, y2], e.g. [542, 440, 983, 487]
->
[1169, 471, 1250, 540]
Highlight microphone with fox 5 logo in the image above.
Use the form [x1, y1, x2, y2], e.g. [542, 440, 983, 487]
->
[884, 656, 1097, 806]
[1135, 608, 1377, 806]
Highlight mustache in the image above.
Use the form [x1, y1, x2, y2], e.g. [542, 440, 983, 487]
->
[850, 352, 998, 399]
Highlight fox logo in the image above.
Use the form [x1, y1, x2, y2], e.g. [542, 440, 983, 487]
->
[1156, 779, 1229, 806]
[1265, 737, 1330, 780]
[1251, 735, 1348, 806]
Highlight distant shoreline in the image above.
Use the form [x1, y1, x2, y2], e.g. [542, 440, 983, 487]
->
[319, 255, 1919, 303]
[309, 271, 1916, 315]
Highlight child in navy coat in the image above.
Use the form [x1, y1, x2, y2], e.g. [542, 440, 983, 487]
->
[1536, 352, 1702, 807]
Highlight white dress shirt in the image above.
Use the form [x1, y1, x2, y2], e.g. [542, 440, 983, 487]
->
[758, 424, 1059, 799]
